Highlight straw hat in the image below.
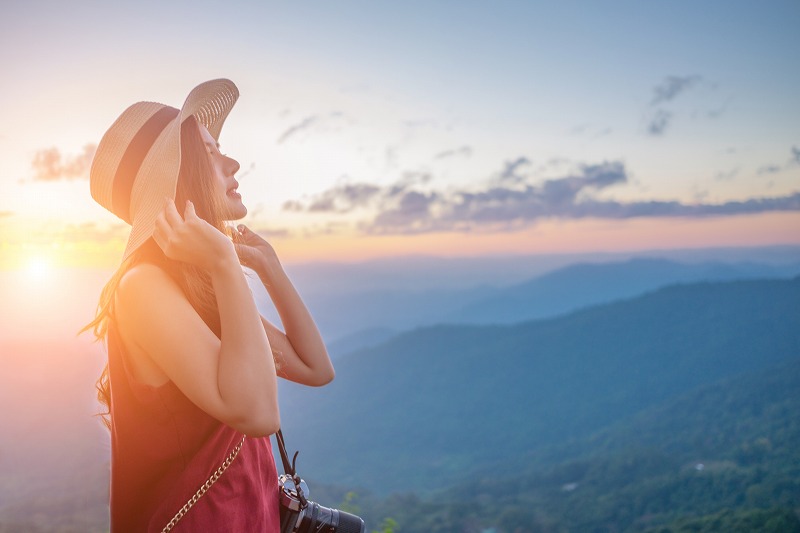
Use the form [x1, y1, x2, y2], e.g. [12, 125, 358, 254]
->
[90, 79, 239, 261]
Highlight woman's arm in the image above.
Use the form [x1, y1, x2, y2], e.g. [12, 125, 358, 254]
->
[116, 200, 280, 436]
[234, 225, 335, 387]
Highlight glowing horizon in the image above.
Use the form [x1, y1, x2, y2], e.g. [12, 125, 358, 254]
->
[1, 2, 799, 273]
[1, 211, 798, 271]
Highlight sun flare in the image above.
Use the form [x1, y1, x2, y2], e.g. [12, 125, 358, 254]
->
[24, 256, 52, 282]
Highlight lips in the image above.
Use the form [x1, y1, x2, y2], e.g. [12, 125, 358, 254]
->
[226, 180, 241, 199]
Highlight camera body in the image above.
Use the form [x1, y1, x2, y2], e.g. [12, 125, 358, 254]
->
[279, 474, 366, 533]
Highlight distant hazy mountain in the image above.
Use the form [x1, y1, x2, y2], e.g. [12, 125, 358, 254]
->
[277, 277, 800, 494]
[451, 258, 800, 325]
[286, 285, 495, 351]
[260, 257, 800, 355]
[278, 246, 800, 295]
[325, 326, 399, 359]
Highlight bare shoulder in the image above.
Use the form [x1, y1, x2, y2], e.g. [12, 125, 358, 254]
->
[118, 262, 181, 302]
[119, 261, 195, 318]
[114, 263, 200, 385]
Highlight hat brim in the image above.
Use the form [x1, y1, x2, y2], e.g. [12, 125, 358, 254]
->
[122, 79, 239, 261]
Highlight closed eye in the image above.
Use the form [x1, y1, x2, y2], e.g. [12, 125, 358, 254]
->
[205, 141, 223, 155]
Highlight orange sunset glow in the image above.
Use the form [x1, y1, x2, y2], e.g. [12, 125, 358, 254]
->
[1, 1, 799, 531]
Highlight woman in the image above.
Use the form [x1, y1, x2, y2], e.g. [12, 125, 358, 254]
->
[84, 79, 334, 532]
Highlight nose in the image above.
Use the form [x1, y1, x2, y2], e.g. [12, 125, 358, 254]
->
[225, 154, 240, 176]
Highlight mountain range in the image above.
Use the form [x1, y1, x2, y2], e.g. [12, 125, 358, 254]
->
[277, 276, 800, 495]
[355, 357, 800, 532]
[255, 257, 800, 357]
[2, 253, 800, 531]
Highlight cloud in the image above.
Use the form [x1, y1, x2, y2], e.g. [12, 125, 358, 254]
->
[283, 183, 382, 213]
[283, 158, 800, 235]
[646, 109, 673, 136]
[705, 105, 727, 119]
[277, 115, 320, 144]
[51, 221, 128, 245]
[370, 190, 441, 231]
[569, 125, 613, 139]
[645, 75, 717, 137]
[650, 75, 702, 106]
[755, 146, 800, 176]
[284, 170, 432, 215]
[248, 225, 290, 238]
[276, 112, 345, 144]
[753, 146, 800, 176]
[0, 211, 13, 219]
[714, 168, 740, 181]
[497, 157, 531, 183]
[757, 164, 782, 176]
[434, 146, 473, 160]
[31, 144, 96, 181]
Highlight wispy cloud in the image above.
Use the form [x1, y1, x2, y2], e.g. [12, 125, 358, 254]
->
[757, 164, 782, 176]
[650, 75, 702, 106]
[31, 144, 96, 181]
[283, 159, 800, 235]
[645, 75, 713, 137]
[276, 112, 345, 144]
[569, 125, 613, 140]
[248, 225, 290, 238]
[40, 221, 129, 245]
[434, 145, 473, 160]
[646, 109, 673, 136]
[0, 211, 13, 219]
[496, 157, 531, 183]
[756, 145, 800, 176]
[283, 170, 431, 214]
[277, 115, 320, 144]
[284, 183, 382, 213]
[714, 168, 740, 181]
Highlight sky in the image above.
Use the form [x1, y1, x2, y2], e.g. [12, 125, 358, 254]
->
[0, 4, 798, 521]
[0, 0, 799, 270]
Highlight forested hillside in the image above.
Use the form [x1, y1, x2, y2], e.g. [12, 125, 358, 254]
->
[279, 277, 800, 494]
[329, 358, 800, 532]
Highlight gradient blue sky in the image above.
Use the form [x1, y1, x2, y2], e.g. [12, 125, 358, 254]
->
[0, 0, 798, 265]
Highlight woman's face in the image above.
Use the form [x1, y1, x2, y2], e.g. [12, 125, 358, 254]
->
[199, 124, 246, 220]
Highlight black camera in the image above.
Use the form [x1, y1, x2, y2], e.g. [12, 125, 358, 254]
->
[279, 474, 366, 533]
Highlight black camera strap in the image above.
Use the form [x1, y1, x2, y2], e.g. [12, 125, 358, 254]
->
[276, 429, 308, 508]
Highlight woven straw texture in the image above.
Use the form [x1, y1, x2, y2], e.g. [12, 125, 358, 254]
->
[89, 79, 239, 262]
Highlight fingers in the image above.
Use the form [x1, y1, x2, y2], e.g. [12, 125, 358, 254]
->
[232, 224, 254, 245]
[234, 224, 251, 240]
[184, 200, 198, 221]
[236, 224, 267, 245]
[231, 224, 244, 242]
[163, 197, 184, 227]
[153, 198, 184, 254]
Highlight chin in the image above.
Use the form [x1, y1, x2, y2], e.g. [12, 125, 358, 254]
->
[225, 200, 247, 220]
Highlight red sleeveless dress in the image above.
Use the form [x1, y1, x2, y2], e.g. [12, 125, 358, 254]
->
[107, 322, 281, 532]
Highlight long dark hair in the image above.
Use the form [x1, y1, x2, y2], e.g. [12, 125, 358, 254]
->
[82, 115, 231, 429]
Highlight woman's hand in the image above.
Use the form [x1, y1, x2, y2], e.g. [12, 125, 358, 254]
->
[232, 224, 279, 273]
[233, 224, 335, 387]
[153, 198, 237, 274]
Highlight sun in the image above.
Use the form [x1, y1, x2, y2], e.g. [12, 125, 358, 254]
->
[24, 255, 53, 282]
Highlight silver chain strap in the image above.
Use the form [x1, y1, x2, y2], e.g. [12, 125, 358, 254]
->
[161, 435, 247, 533]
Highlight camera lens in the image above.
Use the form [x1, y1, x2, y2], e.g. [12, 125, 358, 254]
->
[297, 502, 365, 533]
[332, 510, 366, 533]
